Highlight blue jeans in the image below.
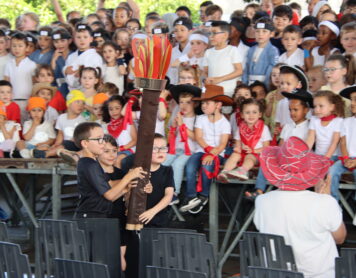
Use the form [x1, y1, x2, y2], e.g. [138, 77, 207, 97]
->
[185, 152, 224, 198]
[330, 159, 356, 200]
[255, 168, 268, 192]
[163, 149, 190, 194]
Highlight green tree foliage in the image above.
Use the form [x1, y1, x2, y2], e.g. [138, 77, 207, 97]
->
[2, 0, 200, 28]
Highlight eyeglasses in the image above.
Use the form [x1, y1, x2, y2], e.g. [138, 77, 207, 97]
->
[208, 31, 226, 36]
[322, 67, 344, 73]
[86, 137, 105, 144]
[152, 146, 169, 153]
[127, 26, 139, 31]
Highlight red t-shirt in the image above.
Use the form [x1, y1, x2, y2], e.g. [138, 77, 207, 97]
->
[6, 101, 21, 123]
[48, 90, 67, 112]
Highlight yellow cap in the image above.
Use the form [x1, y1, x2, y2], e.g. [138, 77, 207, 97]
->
[66, 90, 86, 106]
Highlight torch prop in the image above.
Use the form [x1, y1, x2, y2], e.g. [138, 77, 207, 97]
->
[126, 36, 172, 231]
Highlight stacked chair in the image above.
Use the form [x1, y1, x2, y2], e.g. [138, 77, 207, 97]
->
[335, 248, 356, 278]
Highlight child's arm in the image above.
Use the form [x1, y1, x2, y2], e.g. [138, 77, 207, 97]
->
[139, 187, 174, 224]
[121, 100, 137, 120]
[127, 0, 140, 19]
[122, 125, 137, 150]
[340, 136, 348, 157]
[51, 0, 66, 23]
[324, 132, 341, 158]
[36, 138, 55, 148]
[203, 133, 229, 166]
[23, 121, 40, 141]
[53, 130, 64, 146]
[206, 63, 242, 85]
[305, 129, 316, 150]
[97, 0, 105, 9]
[176, 113, 195, 140]
[157, 90, 168, 121]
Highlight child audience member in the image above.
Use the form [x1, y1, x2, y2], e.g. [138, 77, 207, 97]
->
[250, 81, 268, 100]
[64, 24, 103, 91]
[205, 5, 223, 21]
[103, 95, 137, 167]
[102, 41, 126, 95]
[4, 32, 37, 118]
[307, 65, 327, 94]
[92, 92, 109, 128]
[113, 28, 131, 65]
[310, 21, 340, 66]
[93, 29, 111, 53]
[271, 5, 293, 53]
[25, 33, 37, 56]
[180, 85, 232, 214]
[168, 17, 193, 85]
[178, 65, 201, 87]
[229, 17, 250, 69]
[0, 80, 21, 123]
[340, 22, 356, 57]
[330, 85, 356, 201]
[0, 30, 10, 80]
[100, 82, 119, 97]
[0, 101, 21, 156]
[15, 97, 56, 158]
[164, 84, 201, 205]
[29, 26, 54, 65]
[242, 17, 279, 88]
[218, 98, 271, 182]
[312, 0, 331, 21]
[279, 25, 304, 68]
[31, 82, 58, 123]
[113, 6, 130, 29]
[204, 21, 243, 99]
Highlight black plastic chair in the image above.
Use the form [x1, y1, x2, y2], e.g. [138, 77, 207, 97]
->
[335, 248, 356, 278]
[35, 219, 88, 278]
[54, 258, 110, 278]
[0, 221, 9, 242]
[248, 266, 304, 278]
[151, 231, 216, 278]
[77, 218, 122, 278]
[146, 265, 207, 278]
[0, 241, 32, 277]
[240, 232, 297, 277]
[139, 228, 196, 278]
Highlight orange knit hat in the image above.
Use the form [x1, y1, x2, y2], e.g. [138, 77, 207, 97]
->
[0, 101, 7, 119]
[93, 93, 109, 105]
[27, 97, 47, 111]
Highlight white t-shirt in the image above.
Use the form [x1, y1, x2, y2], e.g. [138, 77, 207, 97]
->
[173, 116, 198, 153]
[236, 41, 250, 70]
[234, 124, 272, 149]
[55, 113, 86, 140]
[45, 106, 59, 124]
[95, 119, 108, 134]
[178, 54, 204, 71]
[341, 116, 356, 157]
[309, 116, 343, 156]
[194, 114, 231, 155]
[116, 124, 135, 150]
[312, 47, 338, 66]
[278, 48, 304, 68]
[0, 53, 11, 80]
[135, 111, 165, 136]
[280, 120, 309, 142]
[0, 121, 21, 143]
[102, 65, 124, 95]
[203, 45, 243, 96]
[229, 112, 238, 139]
[4, 57, 36, 99]
[275, 98, 312, 126]
[23, 120, 56, 145]
[254, 190, 342, 278]
[167, 43, 191, 85]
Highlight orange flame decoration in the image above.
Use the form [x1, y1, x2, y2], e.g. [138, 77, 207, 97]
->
[132, 36, 172, 79]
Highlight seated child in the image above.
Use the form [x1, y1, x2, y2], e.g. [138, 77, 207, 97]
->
[180, 85, 232, 214]
[31, 83, 58, 124]
[307, 65, 327, 94]
[218, 98, 271, 182]
[330, 85, 356, 201]
[0, 80, 21, 123]
[15, 97, 56, 158]
[99, 82, 119, 97]
[93, 92, 109, 132]
[0, 101, 21, 157]
[164, 84, 201, 205]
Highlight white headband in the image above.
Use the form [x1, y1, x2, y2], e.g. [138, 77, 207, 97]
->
[312, 0, 329, 17]
[303, 36, 317, 42]
[40, 30, 49, 36]
[27, 37, 33, 42]
[204, 21, 212, 27]
[319, 20, 340, 36]
[53, 34, 61, 40]
[189, 34, 209, 44]
[132, 33, 148, 40]
[93, 32, 101, 37]
[77, 25, 86, 30]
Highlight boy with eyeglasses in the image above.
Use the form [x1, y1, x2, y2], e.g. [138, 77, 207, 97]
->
[203, 21, 243, 100]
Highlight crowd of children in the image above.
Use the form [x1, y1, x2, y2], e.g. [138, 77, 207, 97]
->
[0, 0, 355, 276]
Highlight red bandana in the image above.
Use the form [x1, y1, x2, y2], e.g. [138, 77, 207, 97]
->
[239, 119, 265, 151]
[321, 114, 337, 122]
[168, 124, 191, 155]
[107, 117, 124, 138]
[196, 146, 220, 192]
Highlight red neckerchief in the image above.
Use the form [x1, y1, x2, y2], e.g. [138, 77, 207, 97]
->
[321, 114, 337, 122]
[123, 97, 136, 130]
[196, 146, 220, 192]
[239, 119, 265, 151]
[107, 117, 124, 138]
[168, 124, 191, 155]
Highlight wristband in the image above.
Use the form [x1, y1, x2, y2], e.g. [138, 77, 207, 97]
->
[304, 49, 310, 58]
[119, 146, 126, 152]
[159, 98, 168, 108]
[204, 146, 213, 153]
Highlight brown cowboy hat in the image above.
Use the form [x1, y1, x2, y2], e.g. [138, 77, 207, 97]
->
[192, 85, 233, 106]
[31, 82, 57, 97]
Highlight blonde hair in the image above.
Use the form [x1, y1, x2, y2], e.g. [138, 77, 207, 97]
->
[340, 21, 356, 37]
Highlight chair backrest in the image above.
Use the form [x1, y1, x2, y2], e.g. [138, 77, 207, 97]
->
[0, 222, 9, 242]
[35, 219, 88, 278]
[146, 266, 207, 278]
[76, 218, 122, 278]
[54, 258, 110, 278]
[248, 266, 304, 278]
[0, 241, 32, 277]
[240, 232, 297, 277]
[151, 231, 216, 278]
[139, 228, 196, 278]
[335, 248, 356, 278]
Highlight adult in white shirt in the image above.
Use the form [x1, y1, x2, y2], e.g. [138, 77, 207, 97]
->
[254, 137, 346, 278]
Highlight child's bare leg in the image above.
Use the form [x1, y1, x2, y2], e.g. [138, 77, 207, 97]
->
[115, 154, 127, 168]
[16, 140, 26, 151]
[121, 246, 127, 271]
[222, 152, 241, 171]
[240, 154, 257, 171]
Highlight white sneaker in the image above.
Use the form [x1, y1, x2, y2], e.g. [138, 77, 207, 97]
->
[19, 149, 32, 159]
[179, 197, 201, 212]
[226, 168, 249, 180]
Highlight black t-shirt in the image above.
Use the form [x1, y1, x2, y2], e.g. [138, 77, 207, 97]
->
[76, 157, 112, 215]
[146, 165, 175, 227]
[107, 167, 126, 220]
